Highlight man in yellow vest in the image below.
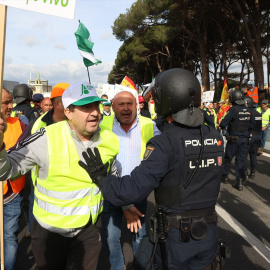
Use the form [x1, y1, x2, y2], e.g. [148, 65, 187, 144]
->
[13, 83, 70, 238]
[257, 99, 270, 154]
[1, 88, 26, 270]
[0, 82, 120, 270]
[100, 91, 161, 270]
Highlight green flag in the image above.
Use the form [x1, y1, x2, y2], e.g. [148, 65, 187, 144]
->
[74, 22, 102, 67]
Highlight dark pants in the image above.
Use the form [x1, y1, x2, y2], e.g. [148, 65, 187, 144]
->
[154, 224, 218, 270]
[244, 135, 261, 171]
[31, 216, 102, 270]
[223, 137, 248, 179]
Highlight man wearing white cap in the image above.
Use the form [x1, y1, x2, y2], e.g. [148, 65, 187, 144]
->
[0, 82, 121, 269]
[244, 81, 266, 108]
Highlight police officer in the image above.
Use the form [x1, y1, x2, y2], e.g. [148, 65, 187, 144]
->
[79, 68, 225, 270]
[243, 96, 262, 180]
[220, 90, 255, 191]
[12, 84, 37, 122]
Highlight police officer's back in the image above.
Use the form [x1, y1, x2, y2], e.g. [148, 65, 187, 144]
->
[219, 90, 255, 190]
[79, 68, 225, 270]
[12, 84, 37, 123]
[243, 96, 262, 180]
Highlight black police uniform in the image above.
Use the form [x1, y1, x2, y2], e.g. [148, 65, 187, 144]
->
[12, 103, 37, 123]
[99, 122, 224, 269]
[243, 110, 262, 175]
[220, 104, 255, 180]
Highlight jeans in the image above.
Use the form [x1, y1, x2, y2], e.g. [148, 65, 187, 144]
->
[28, 187, 34, 233]
[4, 192, 23, 270]
[223, 137, 248, 179]
[260, 128, 268, 148]
[102, 199, 147, 270]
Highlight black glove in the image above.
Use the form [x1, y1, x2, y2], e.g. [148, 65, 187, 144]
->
[79, 147, 109, 186]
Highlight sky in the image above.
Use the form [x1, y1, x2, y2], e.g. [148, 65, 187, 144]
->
[3, 0, 136, 87]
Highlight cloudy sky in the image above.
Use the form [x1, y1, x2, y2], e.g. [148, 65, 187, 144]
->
[3, 0, 136, 87]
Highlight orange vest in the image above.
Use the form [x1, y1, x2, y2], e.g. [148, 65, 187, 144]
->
[3, 117, 26, 195]
[245, 87, 259, 104]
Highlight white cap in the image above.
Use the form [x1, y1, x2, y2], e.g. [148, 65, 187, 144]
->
[247, 81, 253, 86]
[62, 81, 104, 109]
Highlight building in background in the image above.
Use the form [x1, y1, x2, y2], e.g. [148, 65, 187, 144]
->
[28, 73, 52, 97]
[3, 80, 19, 92]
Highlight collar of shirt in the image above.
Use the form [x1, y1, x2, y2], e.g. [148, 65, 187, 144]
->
[103, 110, 111, 116]
[113, 115, 139, 133]
[65, 121, 101, 143]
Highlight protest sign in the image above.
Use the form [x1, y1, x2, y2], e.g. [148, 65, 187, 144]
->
[0, 0, 76, 19]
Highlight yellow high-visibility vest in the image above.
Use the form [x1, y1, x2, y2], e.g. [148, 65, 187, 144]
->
[33, 121, 119, 229]
[100, 115, 154, 159]
[257, 107, 270, 127]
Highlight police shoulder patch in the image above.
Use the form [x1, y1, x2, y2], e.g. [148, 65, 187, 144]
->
[143, 146, 155, 160]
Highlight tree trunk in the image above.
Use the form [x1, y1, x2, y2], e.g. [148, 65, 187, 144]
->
[233, 0, 265, 97]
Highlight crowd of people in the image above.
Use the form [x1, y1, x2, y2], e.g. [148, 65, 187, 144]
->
[0, 72, 269, 269]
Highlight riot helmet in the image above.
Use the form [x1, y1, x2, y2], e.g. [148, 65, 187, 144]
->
[229, 89, 244, 105]
[13, 84, 33, 105]
[243, 96, 254, 108]
[142, 68, 201, 117]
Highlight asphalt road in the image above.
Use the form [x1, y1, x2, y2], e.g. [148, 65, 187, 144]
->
[14, 153, 270, 270]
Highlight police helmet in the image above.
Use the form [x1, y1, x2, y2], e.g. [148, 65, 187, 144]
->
[143, 68, 201, 116]
[13, 84, 33, 104]
[243, 96, 254, 108]
[229, 89, 244, 105]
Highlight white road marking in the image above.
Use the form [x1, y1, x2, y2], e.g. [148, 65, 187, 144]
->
[262, 152, 270, 158]
[216, 204, 270, 263]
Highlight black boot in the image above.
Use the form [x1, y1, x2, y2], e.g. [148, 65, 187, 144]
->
[250, 170, 255, 179]
[233, 179, 243, 191]
[243, 171, 249, 183]
[221, 175, 229, 184]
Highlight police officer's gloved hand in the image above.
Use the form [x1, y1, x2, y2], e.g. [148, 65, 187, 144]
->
[79, 147, 109, 186]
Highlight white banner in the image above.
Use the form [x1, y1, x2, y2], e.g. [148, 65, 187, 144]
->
[0, 0, 76, 19]
[202, 91, 215, 103]
[96, 84, 116, 101]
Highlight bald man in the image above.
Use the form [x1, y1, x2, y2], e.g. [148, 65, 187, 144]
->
[100, 91, 161, 270]
[41, 97, 53, 114]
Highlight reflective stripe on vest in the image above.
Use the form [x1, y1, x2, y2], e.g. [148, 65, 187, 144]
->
[31, 112, 48, 134]
[149, 103, 157, 119]
[3, 117, 26, 194]
[31, 113, 49, 184]
[100, 115, 154, 159]
[256, 107, 270, 127]
[245, 87, 259, 103]
[33, 121, 119, 229]
[206, 110, 217, 127]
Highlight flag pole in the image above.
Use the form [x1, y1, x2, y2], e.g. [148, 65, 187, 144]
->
[0, 4, 7, 270]
[87, 67, 91, 84]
